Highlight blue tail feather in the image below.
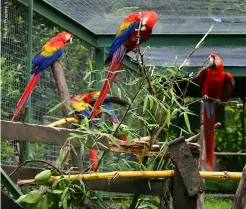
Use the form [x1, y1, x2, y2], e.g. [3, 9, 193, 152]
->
[204, 101, 215, 119]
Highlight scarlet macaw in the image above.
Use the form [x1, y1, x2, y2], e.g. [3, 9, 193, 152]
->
[195, 54, 235, 170]
[71, 91, 129, 171]
[12, 32, 73, 121]
[90, 11, 158, 120]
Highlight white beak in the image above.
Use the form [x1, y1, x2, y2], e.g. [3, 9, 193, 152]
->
[70, 37, 73, 44]
[209, 56, 214, 66]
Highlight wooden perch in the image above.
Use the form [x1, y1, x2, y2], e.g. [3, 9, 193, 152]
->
[1, 120, 108, 149]
[232, 164, 246, 209]
[1, 120, 201, 159]
[51, 61, 71, 117]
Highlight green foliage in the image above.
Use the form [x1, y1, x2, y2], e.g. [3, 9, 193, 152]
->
[1, 140, 18, 164]
[216, 105, 245, 171]
[204, 195, 232, 209]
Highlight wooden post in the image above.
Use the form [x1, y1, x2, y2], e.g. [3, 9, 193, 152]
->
[232, 164, 246, 209]
[197, 101, 205, 209]
[173, 166, 197, 209]
[158, 179, 173, 209]
[51, 62, 83, 171]
[51, 62, 71, 117]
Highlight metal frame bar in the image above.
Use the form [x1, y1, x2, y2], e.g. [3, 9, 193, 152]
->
[24, 0, 33, 163]
[97, 34, 246, 48]
[181, 66, 246, 77]
[0, 168, 23, 199]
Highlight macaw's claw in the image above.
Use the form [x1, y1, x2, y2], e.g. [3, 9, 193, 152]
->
[203, 95, 209, 100]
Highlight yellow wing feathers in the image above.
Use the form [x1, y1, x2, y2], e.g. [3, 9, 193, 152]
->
[116, 21, 135, 36]
[40, 43, 60, 57]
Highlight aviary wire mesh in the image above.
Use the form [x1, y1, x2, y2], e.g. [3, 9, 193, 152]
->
[46, 0, 246, 34]
[1, 0, 96, 169]
[44, 0, 246, 67]
[1, 0, 140, 172]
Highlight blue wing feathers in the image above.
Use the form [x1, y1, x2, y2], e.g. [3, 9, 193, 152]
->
[32, 48, 64, 74]
[105, 22, 138, 63]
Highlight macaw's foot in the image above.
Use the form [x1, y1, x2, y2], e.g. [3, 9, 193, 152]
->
[215, 99, 221, 104]
[203, 95, 209, 100]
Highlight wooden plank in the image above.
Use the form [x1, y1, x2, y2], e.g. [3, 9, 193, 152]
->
[1, 120, 201, 158]
[232, 164, 246, 209]
[1, 165, 44, 183]
[1, 165, 163, 196]
[84, 178, 163, 196]
[1, 120, 109, 150]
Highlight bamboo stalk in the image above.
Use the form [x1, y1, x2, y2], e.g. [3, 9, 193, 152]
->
[17, 170, 243, 186]
[48, 117, 79, 127]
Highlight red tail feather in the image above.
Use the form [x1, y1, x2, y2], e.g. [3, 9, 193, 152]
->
[90, 149, 98, 172]
[203, 103, 215, 170]
[12, 73, 40, 121]
[90, 48, 125, 120]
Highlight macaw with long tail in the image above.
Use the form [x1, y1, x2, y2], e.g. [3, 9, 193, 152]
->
[90, 11, 158, 120]
[71, 91, 129, 171]
[195, 54, 235, 170]
[11, 32, 73, 121]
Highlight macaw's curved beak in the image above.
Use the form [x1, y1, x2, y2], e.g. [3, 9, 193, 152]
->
[70, 37, 73, 44]
[208, 56, 216, 68]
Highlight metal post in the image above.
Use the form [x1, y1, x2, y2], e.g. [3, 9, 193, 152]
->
[95, 47, 106, 207]
[24, 0, 33, 163]
[242, 100, 245, 151]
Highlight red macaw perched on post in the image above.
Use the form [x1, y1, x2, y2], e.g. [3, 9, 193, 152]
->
[11, 32, 73, 121]
[71, 91, 129, 171]
[90, 11, 158, 120]
[195, 54, 235, 170]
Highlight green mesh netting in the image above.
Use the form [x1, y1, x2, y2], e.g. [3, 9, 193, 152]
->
[1, 0, 96, 168]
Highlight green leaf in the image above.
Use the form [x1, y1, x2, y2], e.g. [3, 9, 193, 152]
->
[108, 135, 120, 147]
[117, 87, 122, 98]
[79, 177, 86, 194]
[36, 195, 48, 209]
[52, 190, 64, 194]
[147, 179, 152, 191]
[34, 170, 52, 184]
[83, 71, 91, 81]
[49, 102, 63, 113]
[184, 112, 191, 132]
[58, 148, 64, 169]
[52, 178, 65, 190]
[165, 109, 171, 127]
[143, 95, 148, 112]
[80, 143, 84, 155]
[61, 188, 68, 209]
[16, 190, 43, 204]
[70, 144, 77, 156]
[149, 96, 154, 110]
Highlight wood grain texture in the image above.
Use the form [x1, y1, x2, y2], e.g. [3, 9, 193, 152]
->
[1, 120, 201, 158]
[232, 164, 246, 209]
